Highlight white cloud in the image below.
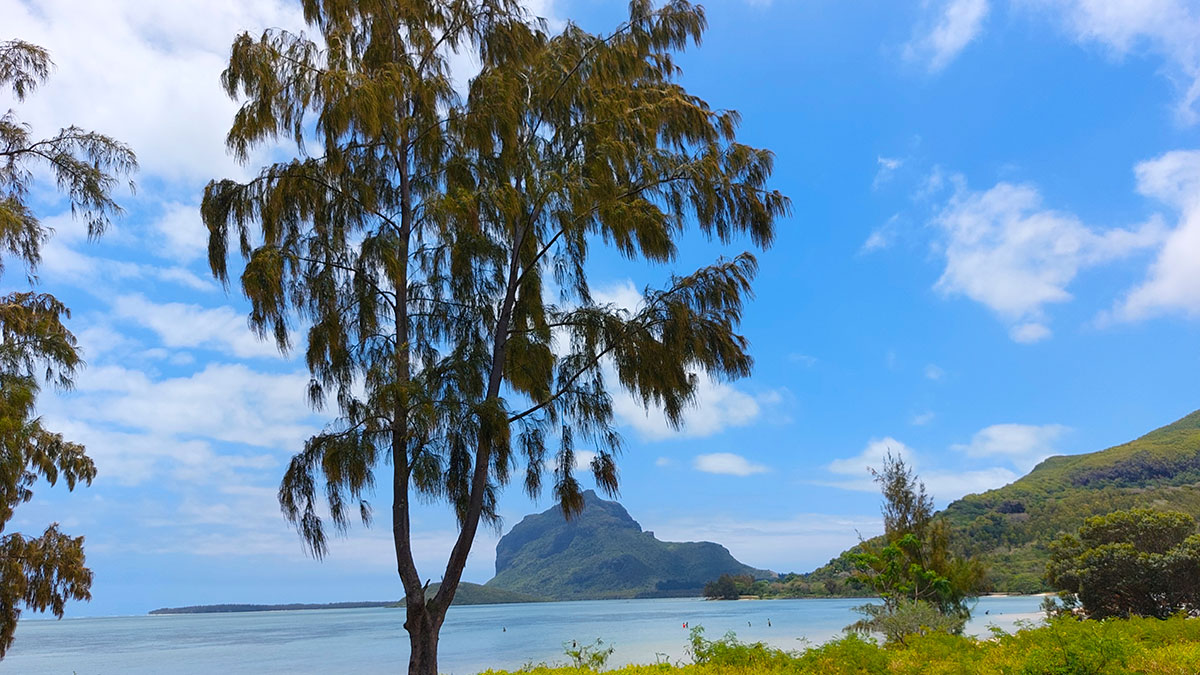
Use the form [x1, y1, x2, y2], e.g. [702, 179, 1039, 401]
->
[654, 456, 674, 467]
[612, 373, 775, 440]
[1010, 322, 1052, 343]
[861, 215, 901, 253]
[573, 450, 597, 473]
[592, 279, 644, 314]
[923, 466, 1020, 498]
[861, 229, 891, 252]
[112, 294, 286, 359]
[933, 180, 1162, 341]
[874, 156, 904, 189]
[693, 452, 769, 476]
[2, 0, 306, 185]
[32, 213, 214, 293]
[912, 411, 936, 426]
[788, 353, 819, 367]
[924, 364, 945, 380]
[906, 0, 991, 72]
[97, 483, 499, 581]
[45, 363, 316, 457]
[152, 202, 210, 263]
[1114, 149, 1200, 320]
[824, 436, 1018, 500]
[828, 436, 916, 481]
[1032, 0, 1200, 123]
[951, 423, 1069, 471]
[652, 513, 880, 572]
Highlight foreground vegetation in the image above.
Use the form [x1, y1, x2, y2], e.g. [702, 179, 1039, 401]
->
[485, 616, 1200, 675]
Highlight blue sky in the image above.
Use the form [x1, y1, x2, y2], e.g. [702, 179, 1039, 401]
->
[6, 0, 1200, 617]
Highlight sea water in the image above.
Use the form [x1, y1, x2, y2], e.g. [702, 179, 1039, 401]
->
[3, 595, 1044, 674]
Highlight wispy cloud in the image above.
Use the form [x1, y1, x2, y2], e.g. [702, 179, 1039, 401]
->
[111, 294, 288, 359]
[874, 156, 905, 189]
[1033, 0, 1200, 123]
[951, 423, 1069, 471]
[823, 435, 1019, 500]
[693, 453, 770, 477]
[906, 0, 991, 72]
[911, 411, 936, 426]
[1110, 149, 1200, 321]
[931, 177, 1162, 342]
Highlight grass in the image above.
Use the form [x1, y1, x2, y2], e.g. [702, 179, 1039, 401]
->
[480, 615, 1200, 675]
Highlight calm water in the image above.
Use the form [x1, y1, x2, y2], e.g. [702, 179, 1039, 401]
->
[4, 596, 1044, 674]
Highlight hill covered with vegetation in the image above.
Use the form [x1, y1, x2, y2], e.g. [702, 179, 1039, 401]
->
[780, 409, 1200, 596]
[486, 490, 772, 600]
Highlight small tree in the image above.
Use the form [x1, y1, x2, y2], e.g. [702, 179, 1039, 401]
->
[203, 2, 788, 672]
[1045, 508, 1200, 619]
[0, 40, 136, 656]
[847, 454, 985, 642]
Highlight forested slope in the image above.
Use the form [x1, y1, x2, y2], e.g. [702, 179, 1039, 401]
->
[792, 410, 1200, 594]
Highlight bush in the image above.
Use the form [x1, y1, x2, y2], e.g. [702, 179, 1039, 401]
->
[1046, 508, 1200, 619]
[483, 615, 1200, 675]
[847, 598, 966, 645]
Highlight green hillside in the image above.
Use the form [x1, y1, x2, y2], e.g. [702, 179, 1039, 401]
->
[486, 490, 772, 600]
[794, 409, 1200, 595]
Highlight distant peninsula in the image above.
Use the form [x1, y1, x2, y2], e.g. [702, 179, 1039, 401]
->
[150, 491, 769, 614]
[148, 582, 543, 614]
[150, 601, 397, 615]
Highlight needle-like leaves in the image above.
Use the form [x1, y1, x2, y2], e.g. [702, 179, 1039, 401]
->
[205, 2, 787, 671]
[0, 39, 133, 657]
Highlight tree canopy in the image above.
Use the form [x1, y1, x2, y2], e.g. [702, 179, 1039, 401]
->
[1046, 508, 1200, 620]
[0, 38, 136, 656]
[203, 1, 787, 672]
[848, 454, 986, 643]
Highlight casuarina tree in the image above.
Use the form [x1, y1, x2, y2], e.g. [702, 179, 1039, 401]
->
[202, 1, 788, 672]
[848, 454, 986, 643]
[0, 39, 137, 656]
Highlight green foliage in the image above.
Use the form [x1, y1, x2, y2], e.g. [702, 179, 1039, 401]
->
[207, 2, 788, 670]
[795, 410, 1200, 597]
[206, 6, 786, 669]
[489, 491, 768, 600]
[847, 598, 966, 646]
[562, 638, 614, 670]
[846, 455, 985, 642]
[482, 615, 1200, 675]
[703, 573, 749, 600]
[0, 38, 134, 658]
[1046, 508, 1200, 619]
[687, 626, 797, 669]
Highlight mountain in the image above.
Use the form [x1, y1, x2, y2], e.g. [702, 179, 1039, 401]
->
[798, 409, 1200, 595]
[485, 489, 772, 600]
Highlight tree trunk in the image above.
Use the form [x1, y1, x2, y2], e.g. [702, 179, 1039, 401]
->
[405, 601, 443, 675]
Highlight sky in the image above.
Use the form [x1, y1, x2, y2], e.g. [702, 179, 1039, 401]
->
[5, 0, 1200, 617]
